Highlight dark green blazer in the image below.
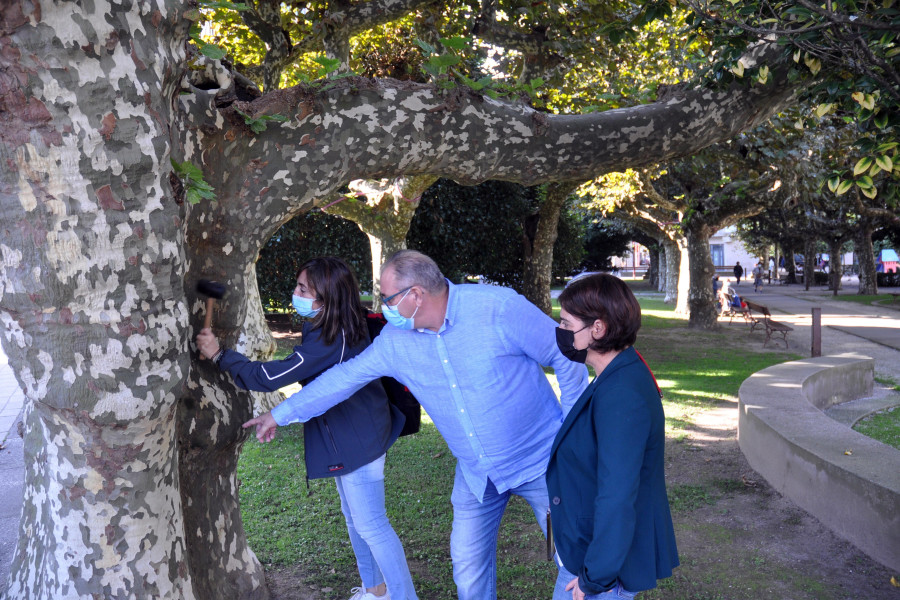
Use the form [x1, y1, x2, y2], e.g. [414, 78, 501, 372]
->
[547, 346, 679, 595]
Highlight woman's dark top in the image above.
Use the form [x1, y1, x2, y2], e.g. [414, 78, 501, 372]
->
[546, 346, 679, 594]
[218, 322, 404, 479]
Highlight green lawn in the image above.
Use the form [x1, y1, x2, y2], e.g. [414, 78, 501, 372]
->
[828, 293, 900, 308]
[853, 406, 900, 450]
[238, 291, 801, 598]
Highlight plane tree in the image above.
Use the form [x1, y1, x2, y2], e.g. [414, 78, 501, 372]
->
[1, 1, 812, 598]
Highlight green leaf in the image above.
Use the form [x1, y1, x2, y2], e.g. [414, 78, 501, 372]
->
[876, 155, 894, 172]
[459, 74, 484, 91]
[860, 185, 878, 199]
[313, 55, 342, 76]
[827, 176, 840, 193]
[874, 112, 890, 129]
[428, 54, 460, 69]
[856, 175, 874, 189]
[171, 159, 216, 204]
[439, 37, 469, 50]
[200, 43, 227, 60]
[415, 40, 437, 56]
[853, 156, 873, 176]
[199, 0, 249, 9]
[836, 180, 853, 195]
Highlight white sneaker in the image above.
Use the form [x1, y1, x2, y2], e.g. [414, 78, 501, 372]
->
[347, 587, 391, 600]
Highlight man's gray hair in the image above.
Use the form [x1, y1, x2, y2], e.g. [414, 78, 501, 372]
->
[382, 250, 447, 293]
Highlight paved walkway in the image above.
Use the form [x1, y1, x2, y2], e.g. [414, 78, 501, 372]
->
[722, 278, 900, 378]
[1, 279, 898, 588]
[0, 344, 24, 588]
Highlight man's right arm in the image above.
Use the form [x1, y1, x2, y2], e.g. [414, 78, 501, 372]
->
[270, 338, 390, 425]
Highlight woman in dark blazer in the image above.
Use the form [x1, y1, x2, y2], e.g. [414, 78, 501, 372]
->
[548, 273, 679, 600]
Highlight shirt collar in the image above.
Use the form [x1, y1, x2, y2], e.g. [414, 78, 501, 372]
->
[416, 278, 455, 335]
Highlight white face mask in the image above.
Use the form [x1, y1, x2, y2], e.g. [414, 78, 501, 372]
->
[381, 288, 418, 330]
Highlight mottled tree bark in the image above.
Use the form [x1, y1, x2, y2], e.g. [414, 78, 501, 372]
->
[323, 176, 435, 301]
[674, 237, 691, 315]
[686, 227, 719, 329]
[522, 182, 579, 314]
[0, 3, 197, 597]
[648, 246, 660, 289]
[663, 238, 680, 303]
[657, 244, 668, 293]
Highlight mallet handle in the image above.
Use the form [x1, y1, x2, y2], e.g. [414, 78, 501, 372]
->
[204, 297, 215, 329]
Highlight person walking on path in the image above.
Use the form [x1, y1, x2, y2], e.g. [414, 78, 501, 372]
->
[197, 257, 416, 600]
[733, 262, 744, 285]
[753, 262, 764, 292]
[243, 249, 589, 600]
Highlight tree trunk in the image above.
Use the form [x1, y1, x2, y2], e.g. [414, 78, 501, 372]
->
[522, 182, 578, 314]
[648, 246, 660, 289]
[855, 223, 878, 295]
[1, 4, 199, 597]
[324, 176, 434, 304]
[827, 238, 843, 295]
[176, 261, 278, 600]
[663, 238, 681, 304]
[804, 241, 816, 290]
[783, 245, 797, 283]
[364, 231, 408, 302]
[674, 236, 690, 316]
[658, 244, 668, 293]
[685, 227, 719, 329]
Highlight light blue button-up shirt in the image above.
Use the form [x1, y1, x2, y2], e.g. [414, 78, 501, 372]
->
[271, 281, 589, 501]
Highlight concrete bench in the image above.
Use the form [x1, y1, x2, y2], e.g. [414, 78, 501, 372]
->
[743, 299, 792, 347]
[738, 354, 900, 571]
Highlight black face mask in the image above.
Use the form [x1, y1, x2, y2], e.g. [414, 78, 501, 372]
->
[555, 326, 588, 363]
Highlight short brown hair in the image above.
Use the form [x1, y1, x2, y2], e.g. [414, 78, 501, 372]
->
[558, 273, 641, 353]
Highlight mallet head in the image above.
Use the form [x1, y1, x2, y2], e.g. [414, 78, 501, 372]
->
[197, 279, 226, 329]
[197, 279, 226, 300]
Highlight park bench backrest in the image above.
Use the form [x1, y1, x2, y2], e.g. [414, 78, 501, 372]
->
[745, 300, 770, 318]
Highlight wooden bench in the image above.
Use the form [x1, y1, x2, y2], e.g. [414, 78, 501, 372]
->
[719, 291, 757, 328]
[744, 300, 793, 348]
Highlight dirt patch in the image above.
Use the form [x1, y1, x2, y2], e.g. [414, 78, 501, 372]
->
[659, 400, 897, 600]
[260, 321, 899, 600]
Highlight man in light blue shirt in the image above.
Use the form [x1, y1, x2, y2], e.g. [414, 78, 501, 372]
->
[245, 250, 588, 600]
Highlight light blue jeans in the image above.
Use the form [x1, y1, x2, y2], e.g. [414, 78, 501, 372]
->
[334, 453, 418, 599]
[449, 466, 551, 600]
[552, 562, 637, 600]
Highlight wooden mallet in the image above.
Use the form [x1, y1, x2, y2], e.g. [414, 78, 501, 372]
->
[197, 279, 226, 329]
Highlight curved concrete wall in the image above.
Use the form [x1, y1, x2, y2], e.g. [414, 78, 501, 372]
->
[738, 353, 900, 571]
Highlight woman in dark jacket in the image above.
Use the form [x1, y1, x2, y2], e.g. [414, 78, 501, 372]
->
[548, 273, 679, 600]
[196, 257, 416, 600]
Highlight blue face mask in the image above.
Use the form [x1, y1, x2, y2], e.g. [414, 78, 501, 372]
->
[292, 294, 320, 318]
[381, 288, 418, 330]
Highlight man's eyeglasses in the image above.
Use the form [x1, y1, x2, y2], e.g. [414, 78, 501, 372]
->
[381, 286, 412, 307]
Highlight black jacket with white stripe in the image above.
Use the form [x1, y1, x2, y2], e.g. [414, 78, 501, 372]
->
[218, 322, 404, 479]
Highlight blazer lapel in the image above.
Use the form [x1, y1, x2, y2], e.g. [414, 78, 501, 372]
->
[550, 348, 642, 456]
